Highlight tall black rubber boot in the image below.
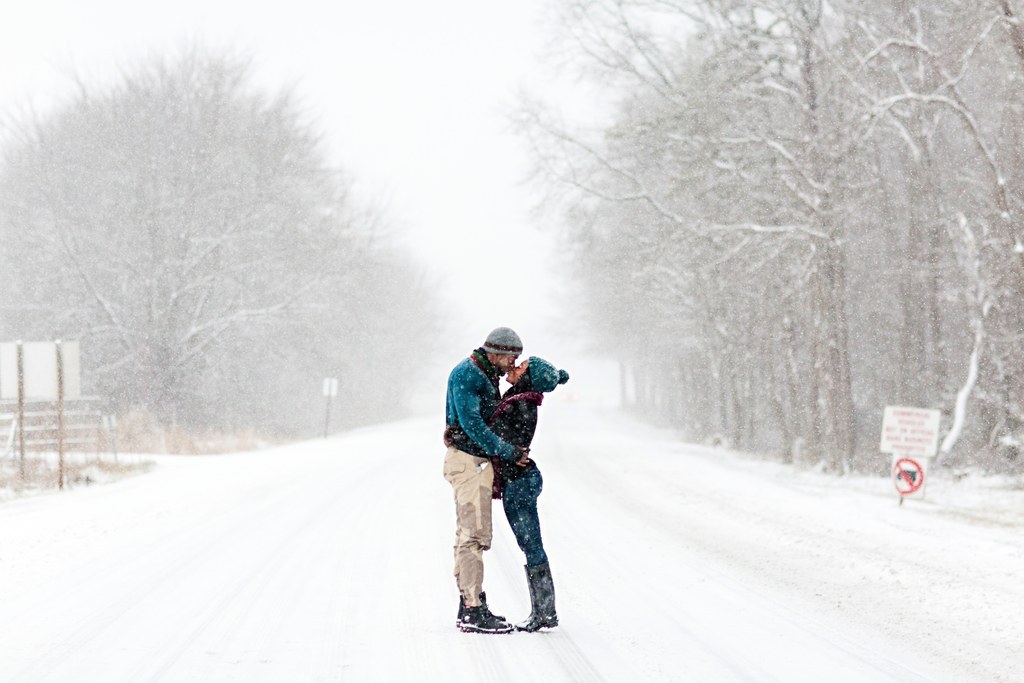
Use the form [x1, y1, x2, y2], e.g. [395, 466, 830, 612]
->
[517, 562, 558, 632]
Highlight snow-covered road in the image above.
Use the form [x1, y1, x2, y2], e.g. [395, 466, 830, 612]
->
[1, 402, 1020, 682]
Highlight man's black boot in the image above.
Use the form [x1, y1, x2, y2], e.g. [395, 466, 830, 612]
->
[517, 562, 558, 632]
[459, 604, 514, 634]
[456, 592, 504, 628]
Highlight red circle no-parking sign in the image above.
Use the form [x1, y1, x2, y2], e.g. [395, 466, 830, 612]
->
[893, 457, 925, 495]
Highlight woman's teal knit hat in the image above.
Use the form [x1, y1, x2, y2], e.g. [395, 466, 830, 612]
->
[528, 356, 570, 393]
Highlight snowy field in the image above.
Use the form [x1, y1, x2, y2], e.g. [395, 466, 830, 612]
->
[1, 400, 1021, 682]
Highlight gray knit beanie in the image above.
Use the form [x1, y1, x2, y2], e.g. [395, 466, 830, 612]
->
[482, 327, 523, 355]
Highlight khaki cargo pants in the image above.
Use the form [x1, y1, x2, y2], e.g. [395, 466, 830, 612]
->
[443, 446, 494, 608]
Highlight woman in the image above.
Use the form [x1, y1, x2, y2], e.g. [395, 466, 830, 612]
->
[488, 356, 569, 632]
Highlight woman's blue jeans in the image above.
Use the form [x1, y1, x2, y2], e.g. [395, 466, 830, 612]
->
[502, 467, 547, 567]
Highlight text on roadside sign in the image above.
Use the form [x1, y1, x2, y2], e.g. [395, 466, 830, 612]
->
[879, 406, 940, 457]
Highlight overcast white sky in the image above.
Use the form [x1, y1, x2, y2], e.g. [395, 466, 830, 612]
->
[0, 0, 576, 360]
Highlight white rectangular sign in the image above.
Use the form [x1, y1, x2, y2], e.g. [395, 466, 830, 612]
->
[322, 377, 338, 398]
[880, 406, 941, 457]
[0, 341, 81, 401]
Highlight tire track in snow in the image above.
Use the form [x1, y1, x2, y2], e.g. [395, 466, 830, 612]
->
[6, 452, 389, 682]
[544, 481, 771, 682]
[134, 462, 384, 681]
[6, 472, 317, 683]
[545, 414, 937, 682]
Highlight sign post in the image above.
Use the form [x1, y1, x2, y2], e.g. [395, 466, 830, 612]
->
[17, 341, 25, 479]
[880, 406, 940, 504]
[56, 341, 65, 490]
[104, 414, 118, 463]
[322, 377, 338, 438]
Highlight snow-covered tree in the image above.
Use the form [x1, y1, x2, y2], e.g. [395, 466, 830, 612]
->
[0, 47, 437, 437]
[523, 0, 1024, 472]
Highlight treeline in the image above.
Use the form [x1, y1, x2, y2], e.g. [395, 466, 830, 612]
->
[0, 47, 438, 440]
[522, 1, 1024, 472]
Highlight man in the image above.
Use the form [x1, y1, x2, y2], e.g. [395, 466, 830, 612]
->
[443, 326, 529, 634]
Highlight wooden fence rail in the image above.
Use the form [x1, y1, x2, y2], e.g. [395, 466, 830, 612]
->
[0, 396, 109, 458]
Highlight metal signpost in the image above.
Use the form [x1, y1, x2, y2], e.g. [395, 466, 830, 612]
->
[56, 341, 65, 489]
[880, 406, 941, 505]
[104, 414, 118, 462]
[322, 377, 338, 438]
[17, 342, 25, 477]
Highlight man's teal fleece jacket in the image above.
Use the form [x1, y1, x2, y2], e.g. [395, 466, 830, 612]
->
[445, 356, 518, 461]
